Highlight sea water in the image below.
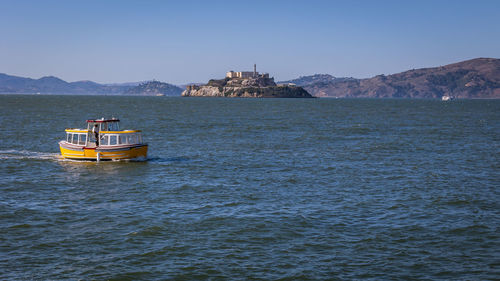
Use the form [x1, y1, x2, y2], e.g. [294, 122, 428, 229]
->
[0, 95, 499, 279]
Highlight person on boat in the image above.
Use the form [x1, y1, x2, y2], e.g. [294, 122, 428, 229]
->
[93, 124, 99, 146]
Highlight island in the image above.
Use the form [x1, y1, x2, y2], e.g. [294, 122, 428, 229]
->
[182, 65, 313, 98]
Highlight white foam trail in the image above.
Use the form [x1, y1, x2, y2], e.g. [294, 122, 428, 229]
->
[0, 150, 152, 162]
[0, 149, 61, 161]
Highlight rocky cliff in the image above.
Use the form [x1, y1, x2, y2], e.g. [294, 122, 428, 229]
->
[182, 77, 313, 98]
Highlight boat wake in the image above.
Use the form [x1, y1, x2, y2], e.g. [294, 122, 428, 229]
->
[0, 149, 61, 161]
[0, 150, 186, 164]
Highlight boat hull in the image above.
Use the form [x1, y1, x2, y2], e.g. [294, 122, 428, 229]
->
[59, 141, 148, 161]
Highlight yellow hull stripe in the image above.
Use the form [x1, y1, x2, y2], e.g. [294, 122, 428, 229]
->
[60, 145, 148, 160]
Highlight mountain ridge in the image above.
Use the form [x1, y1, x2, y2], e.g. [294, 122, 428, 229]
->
[301, 58, 500, 98]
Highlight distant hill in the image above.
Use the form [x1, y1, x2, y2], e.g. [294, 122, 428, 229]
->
[104, 81, 144, 87]
[301, 58, 500, 98]
[124, 81, 183, 96]
[279, 74, 356, 87]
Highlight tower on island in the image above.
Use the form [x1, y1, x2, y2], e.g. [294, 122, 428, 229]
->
[226, 64, 270, 79]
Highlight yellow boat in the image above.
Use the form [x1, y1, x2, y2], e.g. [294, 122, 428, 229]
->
[59, 118, 148, 161]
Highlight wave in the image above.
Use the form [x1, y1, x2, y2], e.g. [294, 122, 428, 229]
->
[147, 156, 190, 163]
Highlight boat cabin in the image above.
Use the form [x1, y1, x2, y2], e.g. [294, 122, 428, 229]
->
[64, 118, 144, 147]
[87, 118, 121, 132]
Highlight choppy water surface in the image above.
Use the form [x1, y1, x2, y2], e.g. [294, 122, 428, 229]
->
[1, 95, 499, 280]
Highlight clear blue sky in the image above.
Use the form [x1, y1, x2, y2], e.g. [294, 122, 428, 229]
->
[1, 0, 499, 84]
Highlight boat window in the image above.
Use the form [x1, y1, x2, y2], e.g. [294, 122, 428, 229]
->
[110, 122, 119, 131]
[109, 135, 117, 145]
[102, 135, 109, 146]
[78, 134, 86, 145]
[67, 133, 71, 142]
[71, 134, 77, 144]
[127, 134, 134, 144]
[119, 135, 127, 144]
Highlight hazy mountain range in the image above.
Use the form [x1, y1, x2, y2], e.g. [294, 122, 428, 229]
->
[0, 74, 183, 96]
[1, 58, 499, 98]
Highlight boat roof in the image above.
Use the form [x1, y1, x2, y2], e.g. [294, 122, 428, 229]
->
[86, 118, 120, 123]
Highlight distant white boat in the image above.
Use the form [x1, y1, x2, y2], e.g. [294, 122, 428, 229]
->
[442, 95, 454, 101]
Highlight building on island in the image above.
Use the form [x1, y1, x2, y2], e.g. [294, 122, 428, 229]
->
[226, 64, 270, 79]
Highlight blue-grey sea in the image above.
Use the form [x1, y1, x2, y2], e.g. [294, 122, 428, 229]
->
[0, 95, 499, 280]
